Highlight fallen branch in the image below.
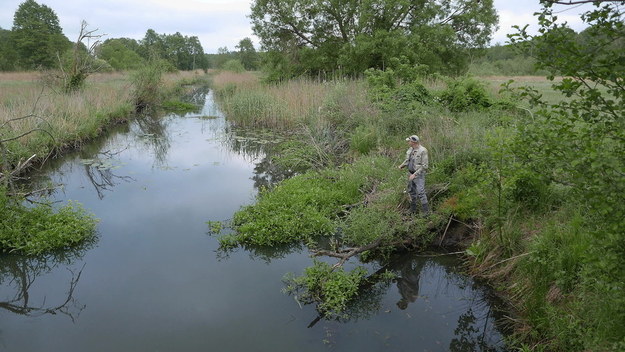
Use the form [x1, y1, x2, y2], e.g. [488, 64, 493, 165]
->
[439, 215, 454, 246]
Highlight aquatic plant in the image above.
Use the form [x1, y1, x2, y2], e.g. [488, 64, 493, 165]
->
[0, 191, 98, 255]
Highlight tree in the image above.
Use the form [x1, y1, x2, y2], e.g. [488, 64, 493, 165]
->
[509, 1, 625, 349]
[60, 20, 105, 92]
[210, 46, 237, 69]
[236, 37, 260, 70]
[97, 38, 145, 70]
[138, 29, 207, 71]
[0, 27, 19, 71]
[250, 0, 498, 78]
[11, 0, 70, 69]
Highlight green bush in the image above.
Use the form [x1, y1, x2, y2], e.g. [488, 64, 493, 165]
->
[439, 77, 492, 112]
[222, 59, 246, 73]
[0, 191, 98, 255]
[505, 170, 551, 211]
[131, 59, 166, 110]
[221, 156, 394, 248]
[284, 260, 368, 318]
[349, 124, 378, 154]
[393, 81, 432, 106]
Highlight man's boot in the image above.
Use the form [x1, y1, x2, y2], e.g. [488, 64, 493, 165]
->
[410, 201, 418, 214]
[421, 203, 430, 217]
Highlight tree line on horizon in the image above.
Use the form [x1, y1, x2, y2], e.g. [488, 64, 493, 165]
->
[0, 0, 262, 73]
[0, 0, 602, 79]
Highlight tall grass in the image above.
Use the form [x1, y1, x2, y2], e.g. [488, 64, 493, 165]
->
[0, 70, 206, 165]
[212, 71, 366, 131]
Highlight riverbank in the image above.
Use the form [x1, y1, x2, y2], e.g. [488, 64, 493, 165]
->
[210, 70, 624, 351]
[0, 69, 210, 254]
[1, 70, 209, 169]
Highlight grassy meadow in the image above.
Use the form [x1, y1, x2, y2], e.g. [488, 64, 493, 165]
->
[210, 70, 624, 352]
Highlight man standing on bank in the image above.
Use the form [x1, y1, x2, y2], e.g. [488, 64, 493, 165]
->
[398, 135, 430, 216]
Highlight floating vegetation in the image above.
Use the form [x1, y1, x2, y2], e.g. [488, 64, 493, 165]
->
[80, 158, 123, 170]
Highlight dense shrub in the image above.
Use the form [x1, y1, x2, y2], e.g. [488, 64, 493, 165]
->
[0, 191, 98, 255]
[439, 77, 492, 112]
[222, 59, 246, 73]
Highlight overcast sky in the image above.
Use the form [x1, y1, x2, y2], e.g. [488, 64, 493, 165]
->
[0, 0, 595, 54]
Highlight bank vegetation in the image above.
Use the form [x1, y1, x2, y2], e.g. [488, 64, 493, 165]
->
[209, 52, 623, 351]
[1, 68, 210, 254]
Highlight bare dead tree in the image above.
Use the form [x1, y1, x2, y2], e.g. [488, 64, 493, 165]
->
[48, 20, 106, 93]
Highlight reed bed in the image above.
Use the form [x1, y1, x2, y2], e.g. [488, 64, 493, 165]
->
[212, 71, 370, 132]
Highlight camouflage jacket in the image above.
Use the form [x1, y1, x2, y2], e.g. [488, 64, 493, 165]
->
[400, 145, 429, 176]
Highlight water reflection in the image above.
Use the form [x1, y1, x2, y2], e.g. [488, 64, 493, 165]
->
[81, 149, 135, 199]
[284, 252, 508, 350]
[133, 114, 171, 169]
[217, 242, 305, 264]
[395, 257, 424, 310]
[450, 307, 500, 352]
[0, 242, 93, 322]
[221, 128, 299, 190]
[181, 85, 211, 109]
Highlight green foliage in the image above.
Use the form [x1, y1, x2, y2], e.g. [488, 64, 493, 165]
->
[439, 77, 492, 112]
[283, 260, 367, 318]
[493, 3, 625, 350]
[250, 0, 498, 77]
[271, 139, 319, 171]
[221, 59, 245, 73]
[97, 38, 145, 70]
[236, 37, 260, 71]
[131, 58, 166, 110]
[364, 60, 433, 130]
[342, 204, 406, 247]
[225, 173, 355, 247]
[221, 156, 393, 248]
[0, 28, 19, 71]
[0, 191, 98, 255]
[11, 0, 71, 69]
[139, 29, 208, 71]
[349, 124, 378, 155]
[161, 99, 197, 113]
[505, 169, 551, 211]
[206, 220, 223, 234]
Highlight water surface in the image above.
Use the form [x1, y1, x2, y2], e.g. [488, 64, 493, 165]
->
[0, 89, 509, 351]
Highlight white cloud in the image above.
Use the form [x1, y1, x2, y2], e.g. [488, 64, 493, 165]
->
[491, 1, 595, 46]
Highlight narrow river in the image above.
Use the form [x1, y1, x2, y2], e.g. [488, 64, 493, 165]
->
[0, 88, 510, 351]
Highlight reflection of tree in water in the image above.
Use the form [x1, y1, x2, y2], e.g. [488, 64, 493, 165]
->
[133, 115, 171, 169]
[305, 261, 396, 328]
[448, 290, 508, 352]
[0, 239, 94, 322]
[222, 127, 300, 190]
[216, 241, 305, 264]
[181, 85, 210, 110]
[291, 253, 508, 351]
[81, 149, 135, 199]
